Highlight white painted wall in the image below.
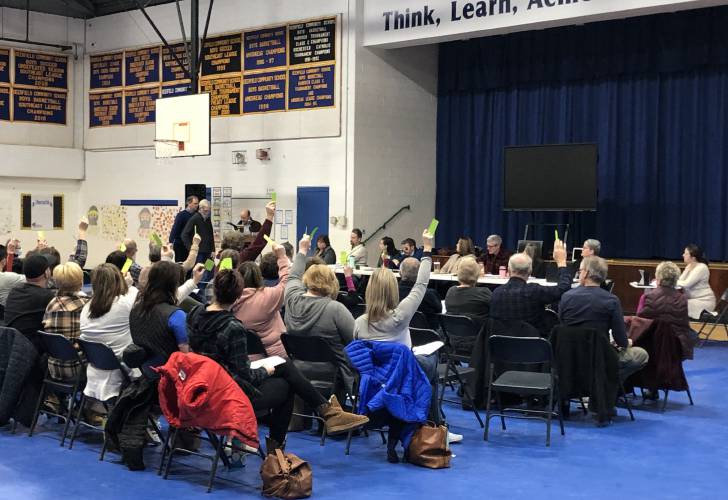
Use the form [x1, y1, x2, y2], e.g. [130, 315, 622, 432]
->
[352, 0, 439, 264]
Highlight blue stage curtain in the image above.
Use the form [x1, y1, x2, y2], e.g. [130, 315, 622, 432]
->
[436, 7, 728, 261]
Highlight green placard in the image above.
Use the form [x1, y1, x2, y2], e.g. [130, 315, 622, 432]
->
[219, 257, 233, 271]
[340, 250, 348, 265]
[554, 229, 559, 241]
[427, 218, 439, 236]
[204, 259, 215, 272]
[271, 191, 277, 202]
[309, 227, 318, 240]
[150, 232, 163, 247]
[121, 258, 133, 274]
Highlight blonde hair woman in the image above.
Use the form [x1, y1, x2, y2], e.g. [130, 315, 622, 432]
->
[284, 234, 356, 394]
[353, 229, 441, 462]
[43, 262, 89, 381]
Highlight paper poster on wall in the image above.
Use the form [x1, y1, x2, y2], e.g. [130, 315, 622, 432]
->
[151, 206, 179, 242]
[86, 205, 100, 235]
[28, 195, 54, 230]
[280, 224, 289, 241]
[285, 210, 293, 224]
[100, 205, 128, 241]
[275, 210, 283, 224]
[137, 207, 152, 239]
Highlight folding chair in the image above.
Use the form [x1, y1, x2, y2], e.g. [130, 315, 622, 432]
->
[696, 289, 728, 346]
[349, 303, 366, 319]
[28, 331, 85, 447]
[69, 339, 131, 458]
[281, 333, 363, 455]
[161, 426, 263, 493]
[484, 335, 564, 446]
[410, 311, 430, 329]
[245, 330, 267, 357]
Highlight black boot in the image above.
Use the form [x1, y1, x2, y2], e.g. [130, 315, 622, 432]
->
[121, 447, 145, 471]
[265, 436, 285, 455]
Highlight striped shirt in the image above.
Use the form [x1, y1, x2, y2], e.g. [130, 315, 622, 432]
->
[43, 292, 90, 380]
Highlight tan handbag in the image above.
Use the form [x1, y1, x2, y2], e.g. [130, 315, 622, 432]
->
[407, 422, 452, 469]
[260, 449, 312, 499]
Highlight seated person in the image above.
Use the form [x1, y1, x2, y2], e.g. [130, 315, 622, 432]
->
[130, 261, 191, 366]
[284, 236, 356, 395]
[376, 237, 398, 269]
[259, 252, 281, 287]
[582, 238, 601, 257]
[221, 230, 245, 254]
[80, 264, 140, 402]
[0, 243, 25, 310]
[4, 254, 56, 351]
[637, 261, 696, 360]
[523, 242, 545, 279]
[398, 257, 442, 326]
[559, 256, 649, 381]
[232, 243, 290, 359]
[122, 239, 143, 287]
[188, 268, 368, 453]
[391, 238, 423, 268]
[677, 244, 715, 319]
[43, 262, 90, 381]
[337, 265, 365, 309]
[314, 234, 336, 265]
[478, 234, 512, 275]
[353, 229, 450, 462]
[489, 240, 571, 336]
[437, 237, 476, 275]
[349, 229, 368, 266]
[444, 256, 492, 337]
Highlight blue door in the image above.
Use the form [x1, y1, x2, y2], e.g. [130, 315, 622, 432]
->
[296, 187, 329, 254]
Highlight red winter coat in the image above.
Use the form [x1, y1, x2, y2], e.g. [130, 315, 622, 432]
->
[155, 352, 259, 449]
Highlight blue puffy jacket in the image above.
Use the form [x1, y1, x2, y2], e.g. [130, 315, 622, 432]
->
[345, 340, 431, 446]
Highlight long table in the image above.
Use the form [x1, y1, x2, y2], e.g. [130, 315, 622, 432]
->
[331, 265, 557, 286]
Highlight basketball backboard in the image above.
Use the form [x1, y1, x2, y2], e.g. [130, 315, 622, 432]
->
[155, 93, 211, 158]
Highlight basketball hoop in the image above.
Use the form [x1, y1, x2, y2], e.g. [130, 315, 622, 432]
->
[154, 139, 184, 159]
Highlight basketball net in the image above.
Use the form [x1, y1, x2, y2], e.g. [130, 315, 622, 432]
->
[154, 139, 184, 166]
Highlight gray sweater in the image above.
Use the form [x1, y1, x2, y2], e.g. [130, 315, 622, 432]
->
[353, 255, 432, 348]
[284, 253, 356, 389]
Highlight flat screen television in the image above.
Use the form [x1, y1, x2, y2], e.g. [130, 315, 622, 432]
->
[503, 144, 598, 211]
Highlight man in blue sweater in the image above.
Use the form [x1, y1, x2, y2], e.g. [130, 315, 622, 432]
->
[168, 195, 199, 262]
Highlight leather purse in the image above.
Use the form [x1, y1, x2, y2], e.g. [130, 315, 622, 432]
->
[260, 449, 312, 499]
[407, 422, 451, 469]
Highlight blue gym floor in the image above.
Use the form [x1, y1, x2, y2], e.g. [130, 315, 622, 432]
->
[2, 343, 727, 500]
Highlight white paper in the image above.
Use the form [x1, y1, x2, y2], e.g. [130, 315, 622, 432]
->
[412, 341, 444, 356]
[250, 355, 286, 370]
[30, 195, 54, 230]
[285, 210, 293, 224]
[275, 209, 283, 224]
[280, 224, 289, 241]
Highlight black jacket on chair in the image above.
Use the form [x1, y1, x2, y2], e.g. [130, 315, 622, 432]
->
[549, 326, 619, 424]
[0, 327, 41, 426]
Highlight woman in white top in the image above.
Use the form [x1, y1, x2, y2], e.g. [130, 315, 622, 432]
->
[677, 244, 716, 319]
[80, 263, 139, 401]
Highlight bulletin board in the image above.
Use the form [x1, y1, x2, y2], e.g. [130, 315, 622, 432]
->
[20, 193, 64, 230]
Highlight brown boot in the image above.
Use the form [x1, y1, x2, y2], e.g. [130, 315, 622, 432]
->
[317, 395, 369, 435]
[265, 436, 285, 455]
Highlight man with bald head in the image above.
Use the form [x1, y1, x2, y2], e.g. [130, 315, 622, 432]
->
[398, 257, 442, 321]
[237, 208, 262, 237]
[489, 240, 572, 336]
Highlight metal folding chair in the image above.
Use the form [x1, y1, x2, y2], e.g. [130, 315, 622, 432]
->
[484, 335, 564, 446]
[28, 331, 85, 447]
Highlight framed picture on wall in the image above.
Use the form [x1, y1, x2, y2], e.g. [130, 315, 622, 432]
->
[20, 193, 64, 230]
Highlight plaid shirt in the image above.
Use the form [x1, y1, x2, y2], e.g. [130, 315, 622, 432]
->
[489, 267, 572, 335]
[69, 239, 88, 268]
[129, 262, 143, 287]
[43, 292, 90, 380]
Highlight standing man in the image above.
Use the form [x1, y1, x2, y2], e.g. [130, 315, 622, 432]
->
[478, 234, 512, 275]
[169, 195, 199, 263]
[349, 228, 368, 266]
[181, 199, 215, 264]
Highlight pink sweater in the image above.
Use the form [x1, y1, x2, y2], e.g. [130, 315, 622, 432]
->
[232, 254, 290, 358]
